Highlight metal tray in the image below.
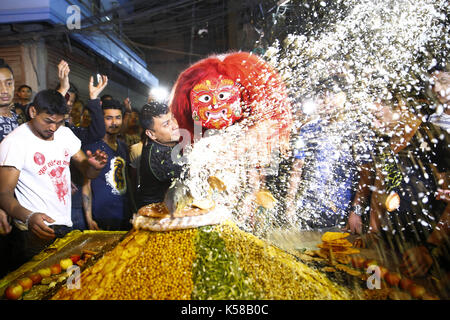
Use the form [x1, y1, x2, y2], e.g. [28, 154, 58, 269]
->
[0, 230, 127, 299]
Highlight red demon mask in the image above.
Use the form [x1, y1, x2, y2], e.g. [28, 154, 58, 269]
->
[170, 52, 292, 148]
[190, 77, 242, 130]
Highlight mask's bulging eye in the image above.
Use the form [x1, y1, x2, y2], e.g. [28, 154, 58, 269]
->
[199, 94, 211, 103]
[218, 91, 232, 100]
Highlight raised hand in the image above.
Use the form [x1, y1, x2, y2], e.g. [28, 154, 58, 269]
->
[89, 75, 108, 100]
[123, 97, 132, 113]
[57, 60, 70, 97]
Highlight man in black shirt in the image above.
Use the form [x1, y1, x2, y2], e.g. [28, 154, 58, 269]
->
[137, 102, 183, 208]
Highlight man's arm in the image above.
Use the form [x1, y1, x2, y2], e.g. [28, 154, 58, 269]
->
[83, 76, 108, 143]
[350, 164, 374, 208]
[81, 178, 99, 230]
[120, 97, 132, 135]
[0, 166, 55, 239]
[70, 76, 108, 144]
[71, 149, 107, 180]
[347, 163, 375, 234]
[81, 99, 106, 144]
[0, 166, 33, 223]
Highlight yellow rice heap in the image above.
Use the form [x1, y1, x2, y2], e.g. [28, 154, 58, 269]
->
[52, 228, 196, 300]
[52, 221, 352, 300]
[215, 221, 352, 300]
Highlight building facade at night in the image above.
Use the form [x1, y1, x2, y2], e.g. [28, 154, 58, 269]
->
[0, 0, 158, 107]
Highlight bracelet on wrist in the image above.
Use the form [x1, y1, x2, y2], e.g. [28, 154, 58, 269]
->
[25, 212, 38, 229]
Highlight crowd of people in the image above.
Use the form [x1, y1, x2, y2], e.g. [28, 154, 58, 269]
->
[0, 58, 175, 277]
[0, 56, 448, 285]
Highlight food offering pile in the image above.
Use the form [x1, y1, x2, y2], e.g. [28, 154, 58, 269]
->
[51, 221, 353, 300]
[316, 232, 360, 263]
[1, 231, 125, 300]
[293, 232, 442, 300]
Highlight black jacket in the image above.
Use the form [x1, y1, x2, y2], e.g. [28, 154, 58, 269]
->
[137, 139, 183, 208]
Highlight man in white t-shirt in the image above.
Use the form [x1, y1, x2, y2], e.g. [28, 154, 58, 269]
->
[0, 89, 107, 263]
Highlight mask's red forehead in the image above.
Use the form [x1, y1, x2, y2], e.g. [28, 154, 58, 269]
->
[192, 77, 233, 92]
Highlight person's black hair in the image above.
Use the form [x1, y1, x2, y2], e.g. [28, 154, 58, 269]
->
[0, 58, 14, 75]
[140, 101, 169, 130]
[101, 94, 113, 103]
[17, 84, 32, 92]
[102, 98, 124, 114]
[32, 89, 68, 115]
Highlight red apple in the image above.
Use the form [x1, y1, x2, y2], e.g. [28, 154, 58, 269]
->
[409, 284, 426, 299]
[70, 254, 81, 264]
[38, 267, 52, 278]
[29, 272, 42, 285]
[384, 272, 401, 287]
[60, 258, 73, 270]
[399, 277, 414, 291]
[5, 283, 24, 300]
[17, 277, 33, 292]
